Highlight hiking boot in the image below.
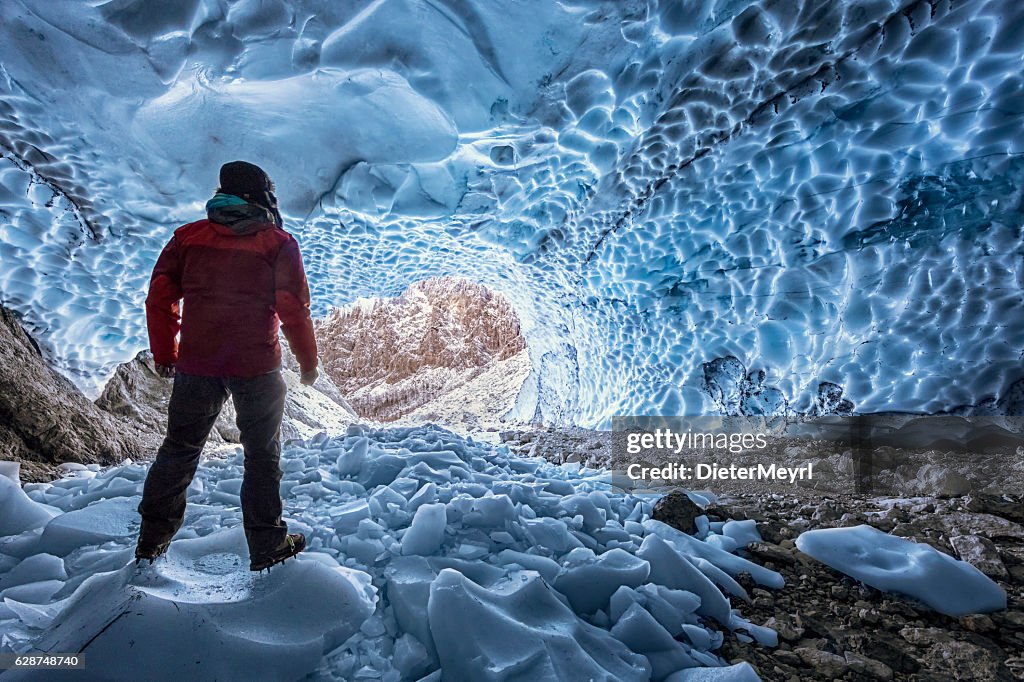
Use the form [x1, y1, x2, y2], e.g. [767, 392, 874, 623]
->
[135, 539, 171, 565]
[250, 533, 306, 572]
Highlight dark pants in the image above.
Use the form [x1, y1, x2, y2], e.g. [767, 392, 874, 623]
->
[138, 370, 288, 557]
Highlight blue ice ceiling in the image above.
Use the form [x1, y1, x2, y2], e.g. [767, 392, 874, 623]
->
[0, 0, 1022, 426]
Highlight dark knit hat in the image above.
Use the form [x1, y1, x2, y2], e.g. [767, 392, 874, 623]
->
[219, 161, 274, 199]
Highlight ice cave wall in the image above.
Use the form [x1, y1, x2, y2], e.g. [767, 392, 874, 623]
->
[0, 0, 1022, 427]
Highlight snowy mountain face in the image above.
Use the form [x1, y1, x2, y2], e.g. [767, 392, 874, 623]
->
[317, 277, 527, 422]
[0, 1, 1022, 425]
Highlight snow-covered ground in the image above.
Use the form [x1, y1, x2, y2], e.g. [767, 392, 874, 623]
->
[390, 350, 532, 434]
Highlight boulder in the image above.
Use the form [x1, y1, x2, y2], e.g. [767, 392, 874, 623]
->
[652, 490, 705, 534]
[96, 350, 240, 443]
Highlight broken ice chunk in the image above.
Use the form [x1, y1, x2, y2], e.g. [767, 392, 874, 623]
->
[0, 474, 60, 536]
[331, 500, 371, 535]
[462, 495, 516, 528]
[663, 662, 761, 681]
[521, 517, 584, 554]
[552, 547, 650, 614]
[427, 569, 651, 680]
[637, 534, 732, 625]
[796, 524, 1007, 617]
[0, 553, 66, 592]
[495, 549, 561, 582]
[38, 496, 140, 556]
[643, 520, 784, 589]
[401, 503, 447, 556]
[610, 601, 699, 678]
[721, 520, 761, 547]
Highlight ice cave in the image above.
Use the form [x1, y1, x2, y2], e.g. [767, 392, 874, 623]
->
[1, 0, 1020, 425]
[1, 0, 1023, 680]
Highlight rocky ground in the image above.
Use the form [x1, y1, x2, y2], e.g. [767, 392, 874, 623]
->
[710, 491, 1024, 681]
[498, 424, 1024, 499]
[502, 428, 1024, 681]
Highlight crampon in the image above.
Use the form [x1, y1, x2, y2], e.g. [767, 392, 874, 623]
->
[134, 540, 170, 566]
[250, 533, 306, 572]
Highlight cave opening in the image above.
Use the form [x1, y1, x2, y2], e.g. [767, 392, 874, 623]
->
[313, 276, 535, 430]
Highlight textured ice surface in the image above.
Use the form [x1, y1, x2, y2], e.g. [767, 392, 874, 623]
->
[37, 496, 140, 556]
[6, 530, 376, 682]
[0, 473, 59, 536]
[429, 568, 651, 680]
[0, 426, 785, 679]
[1, 0, 1022, 421]
[796, 524, 1007, 617]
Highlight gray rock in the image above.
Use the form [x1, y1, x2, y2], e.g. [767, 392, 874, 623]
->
[950, 534, 1008, 579]
[96, 351, 240, 444]
[763, 615, 804, 642]
[844, 652, 893, 680]
[922, 640, 1014, 681]
[0, 305, 148, 477]
[794, 647, 848, 678]
[914, 463, 973, 497]
[899, 626, 951, 647]
[959, 614, 996, 634]
[651, 490, 704, 534]
[965, 494, 1024, 524]
[746, 541, 796, 565]
[942, 511, 1024, 541]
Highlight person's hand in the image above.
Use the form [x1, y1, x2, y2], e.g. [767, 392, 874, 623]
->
[300, 368, 319, 386]
[155, 363, 176, 379]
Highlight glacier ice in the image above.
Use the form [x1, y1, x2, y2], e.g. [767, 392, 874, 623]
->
[552, 547, 650, 615]
[37, 495, 140, 556]
[611, 600, 702, 677]
[796, 524, 1007, 617]
[637, 533, 733, 625]
[0, 474, 58, 536]
[642, 520, 785, 589]
[428, 568, 651, 681]
[0, 425, 792, 679]
[721, 520, 761, 548]
[1, 0, 1022, 422]
[5, 535, 376, 681]
[664, 662, 761, 682]
[401, 503, 447, 556]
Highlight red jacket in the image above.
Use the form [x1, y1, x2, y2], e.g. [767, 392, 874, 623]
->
[146, 219, 318, 377]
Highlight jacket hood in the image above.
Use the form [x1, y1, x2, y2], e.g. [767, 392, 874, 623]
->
[206, 193, 277, 235]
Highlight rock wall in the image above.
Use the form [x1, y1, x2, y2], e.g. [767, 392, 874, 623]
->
[96, 351, 242, 444]
[0, 305, 150, 480]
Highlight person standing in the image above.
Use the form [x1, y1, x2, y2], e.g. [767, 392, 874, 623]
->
[136, 161, 318, 571]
